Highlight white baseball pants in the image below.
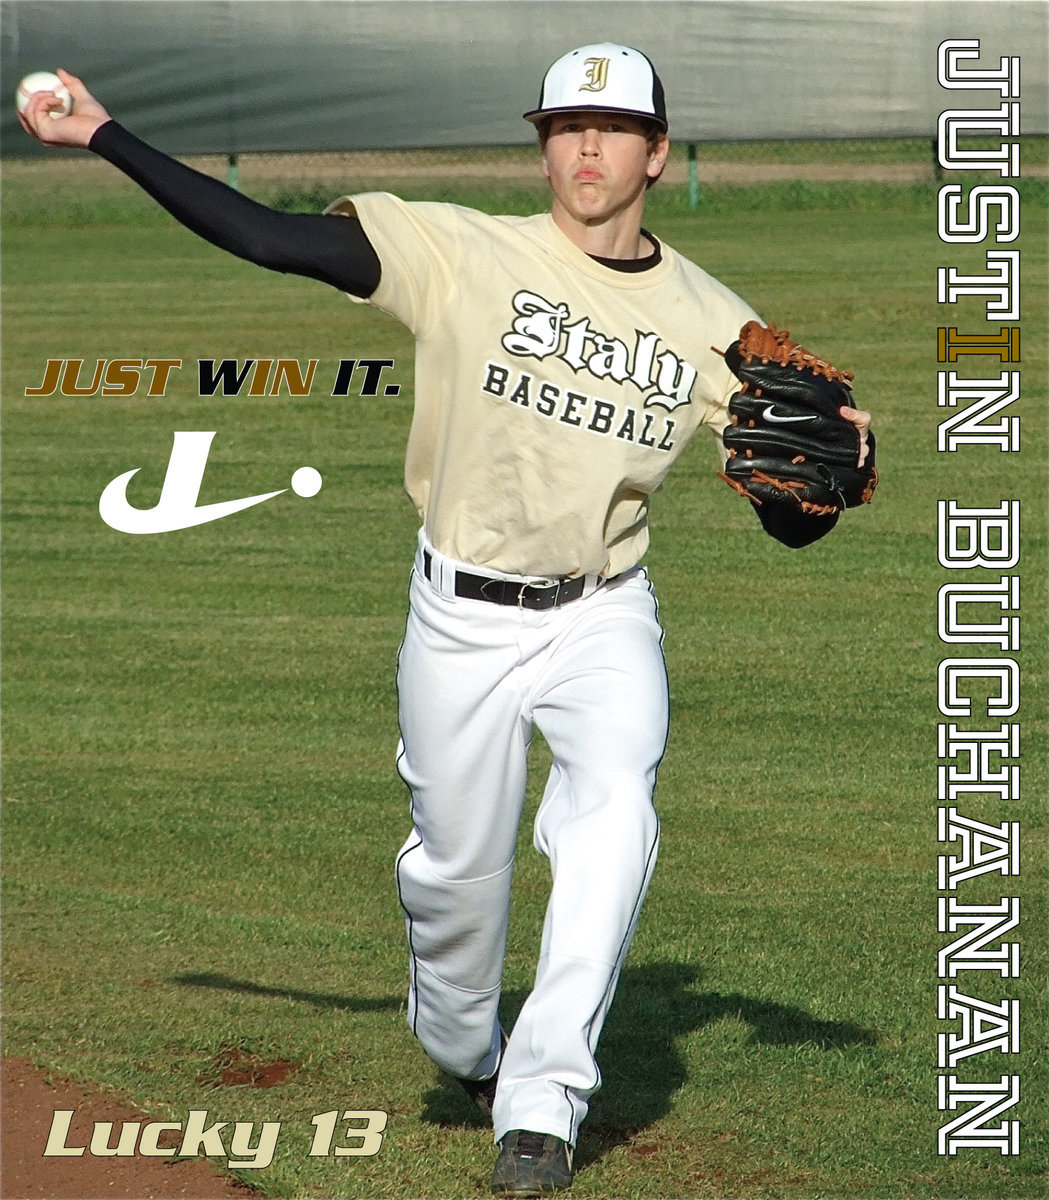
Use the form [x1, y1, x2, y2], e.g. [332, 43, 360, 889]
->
[394, 535, 669, 1147]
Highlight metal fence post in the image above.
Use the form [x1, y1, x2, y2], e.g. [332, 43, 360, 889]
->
[688, 142, 699, 210]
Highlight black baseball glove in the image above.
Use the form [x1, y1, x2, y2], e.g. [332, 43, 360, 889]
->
[716, 321, 878, 516]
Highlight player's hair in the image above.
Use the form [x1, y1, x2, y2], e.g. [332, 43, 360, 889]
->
[536, 116, 668, 189]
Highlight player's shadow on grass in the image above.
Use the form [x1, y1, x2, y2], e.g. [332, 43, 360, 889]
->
[421, 960, 878, 1164]
[176, 965, 878, 1166]
[172, 971, 403, 1012]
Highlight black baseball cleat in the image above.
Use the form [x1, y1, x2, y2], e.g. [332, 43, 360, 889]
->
[491, 1130, 574, 1195]
[456, 1032, 507, 1119]
[458, 1069, 500, 1118]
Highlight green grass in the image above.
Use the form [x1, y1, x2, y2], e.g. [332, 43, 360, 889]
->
[2, 156, 1047, 1199]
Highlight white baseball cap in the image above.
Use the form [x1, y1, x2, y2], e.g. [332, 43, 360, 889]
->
[524, 43, 668, 132]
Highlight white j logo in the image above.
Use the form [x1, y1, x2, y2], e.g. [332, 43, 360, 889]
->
[98, 431, 321, 534]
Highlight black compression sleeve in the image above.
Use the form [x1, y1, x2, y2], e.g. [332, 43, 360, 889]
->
[88, 120, 381, 297]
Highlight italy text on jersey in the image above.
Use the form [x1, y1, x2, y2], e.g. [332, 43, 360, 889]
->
[500, 290, 697, 411]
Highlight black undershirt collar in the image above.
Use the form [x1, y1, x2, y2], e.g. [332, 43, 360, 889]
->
[588, 229, 662, 273]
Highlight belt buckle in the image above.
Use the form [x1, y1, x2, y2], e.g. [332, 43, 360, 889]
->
[519, 578, 564, 611]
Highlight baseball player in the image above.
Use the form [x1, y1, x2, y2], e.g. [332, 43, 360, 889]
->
[20, 46, 874, 1195]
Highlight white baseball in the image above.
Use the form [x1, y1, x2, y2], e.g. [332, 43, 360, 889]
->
[16, 71, 73, 119]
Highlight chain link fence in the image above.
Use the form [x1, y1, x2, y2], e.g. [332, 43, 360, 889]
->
[4, 136, 1047, 224]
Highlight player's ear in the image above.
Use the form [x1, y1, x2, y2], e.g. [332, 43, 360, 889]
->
[647, 134, 670, 180]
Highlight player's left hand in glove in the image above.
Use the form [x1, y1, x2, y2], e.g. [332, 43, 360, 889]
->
[716, 321, 879, 517]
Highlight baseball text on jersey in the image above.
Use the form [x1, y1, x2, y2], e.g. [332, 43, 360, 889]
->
[481, 362, 677, 452]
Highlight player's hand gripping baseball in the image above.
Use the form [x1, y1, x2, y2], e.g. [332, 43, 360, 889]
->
[17, 69, 110, 148]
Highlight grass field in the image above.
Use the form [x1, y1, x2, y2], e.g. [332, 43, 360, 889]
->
[2, 146, 1047, 1199]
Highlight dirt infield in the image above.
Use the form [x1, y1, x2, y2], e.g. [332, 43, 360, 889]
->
[1, 1058, 258, 1200]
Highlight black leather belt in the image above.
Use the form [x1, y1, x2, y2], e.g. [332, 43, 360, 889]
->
[423, 550, 589, 611]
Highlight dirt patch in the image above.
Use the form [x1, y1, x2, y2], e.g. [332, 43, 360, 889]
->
[1, 1057, 259, 1200]
[197, 1049, 300, 1090]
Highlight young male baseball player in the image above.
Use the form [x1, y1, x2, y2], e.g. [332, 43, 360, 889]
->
[20, 45, 873, 1195]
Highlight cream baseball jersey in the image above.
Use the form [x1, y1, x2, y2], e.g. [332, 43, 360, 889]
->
[328, 191, 759, 578]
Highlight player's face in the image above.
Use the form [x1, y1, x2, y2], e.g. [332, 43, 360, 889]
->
[541, 112, 669, 234]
